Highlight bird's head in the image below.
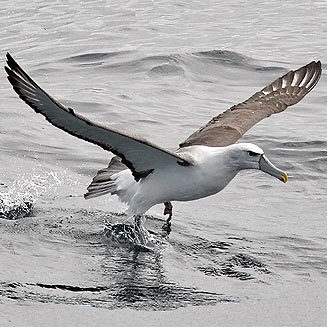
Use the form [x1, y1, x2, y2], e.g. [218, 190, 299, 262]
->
[229, 143, 288, 183]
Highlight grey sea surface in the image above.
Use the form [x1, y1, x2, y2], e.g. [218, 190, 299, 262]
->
[1, 0, 327, 326]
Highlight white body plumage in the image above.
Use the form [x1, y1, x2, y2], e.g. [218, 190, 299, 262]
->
[112, 143, 264, 216]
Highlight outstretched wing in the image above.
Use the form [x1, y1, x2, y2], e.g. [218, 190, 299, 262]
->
[5, 53, 191, 181]
[179, 61, 322, 148]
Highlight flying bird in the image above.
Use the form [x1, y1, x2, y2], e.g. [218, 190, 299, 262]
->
[5, 53, 321, 228]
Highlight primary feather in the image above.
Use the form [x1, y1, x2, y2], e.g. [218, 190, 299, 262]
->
[179, 61, 321, 148]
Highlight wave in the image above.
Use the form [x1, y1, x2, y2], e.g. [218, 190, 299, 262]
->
[57, 48, 286, 75]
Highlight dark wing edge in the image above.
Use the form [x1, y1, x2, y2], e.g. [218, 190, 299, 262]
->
[5, 53, 192, 181]
[179, 61, 322, 148]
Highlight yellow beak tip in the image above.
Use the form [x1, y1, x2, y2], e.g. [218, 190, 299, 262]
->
[282, 172, 288, 183]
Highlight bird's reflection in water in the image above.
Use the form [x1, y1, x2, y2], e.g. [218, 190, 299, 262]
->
[100, 220, 228, 309]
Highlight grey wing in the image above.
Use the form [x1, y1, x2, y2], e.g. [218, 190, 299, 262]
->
[5, 53, 191, 181]
[179, 61, 322, 148]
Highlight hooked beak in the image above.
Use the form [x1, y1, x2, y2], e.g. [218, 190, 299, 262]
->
[259, 154, 288, 183]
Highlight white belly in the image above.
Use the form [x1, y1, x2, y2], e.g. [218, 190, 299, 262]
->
[130, 164, 237, 213]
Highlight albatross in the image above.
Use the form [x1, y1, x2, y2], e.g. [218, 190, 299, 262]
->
[5, 53, 321, 227]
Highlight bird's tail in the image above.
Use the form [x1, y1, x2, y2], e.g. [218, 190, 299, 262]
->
[84, 156, 127, 199]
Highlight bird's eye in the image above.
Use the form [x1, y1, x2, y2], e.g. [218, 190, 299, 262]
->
[248, 151, 258, 157]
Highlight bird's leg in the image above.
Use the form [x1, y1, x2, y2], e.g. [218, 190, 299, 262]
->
[162, 202, 172, 235]
[164, 202, 173, 227]
[163, 202, 173, 224]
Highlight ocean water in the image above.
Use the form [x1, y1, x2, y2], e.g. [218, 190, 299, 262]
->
[1, 0, 327, 326]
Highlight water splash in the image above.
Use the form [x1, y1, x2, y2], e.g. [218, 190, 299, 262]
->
[0, 170, 63, 220]
[104, 221, 154, 249]
[0, 193, 33, 220]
